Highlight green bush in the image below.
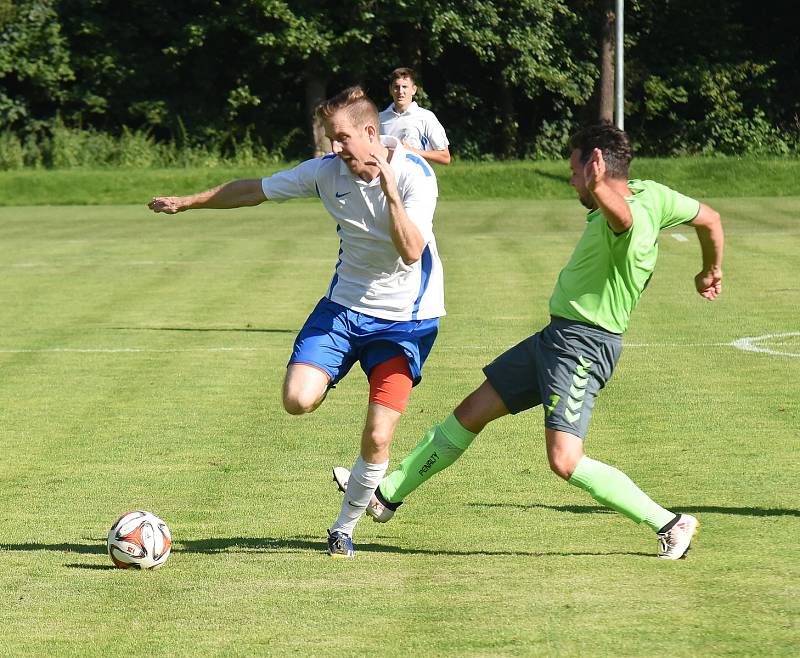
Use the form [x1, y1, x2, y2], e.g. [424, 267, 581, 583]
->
[527, 108, 576, 160]
[0, 131, 24, 169]
[704, 108, 792, 156]
[49, 120, 116, 167]
[634, 60, 799, 157]
[0, 121, 291, 170]
[116, 127, 160, 168]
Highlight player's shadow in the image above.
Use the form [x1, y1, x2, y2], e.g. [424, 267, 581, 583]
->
[177, 536, 649, 558]
[112, 326, 295, 334]
[468, 503, 800, 517]
[0, 541, 106, 554]
[2, 537, 650, 561]
[1, 541, 117, 570]
[65, 563, 117, 570]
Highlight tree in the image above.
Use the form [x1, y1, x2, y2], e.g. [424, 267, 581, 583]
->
[3, 0, 798, 161]
[0, 0, 73, 130]
[624, 0, 795, 154]
[425, 0, 595, 157]
[254, 0, 381, 155]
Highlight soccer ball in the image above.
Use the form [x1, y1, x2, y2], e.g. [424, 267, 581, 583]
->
[107, 510, 172, 569]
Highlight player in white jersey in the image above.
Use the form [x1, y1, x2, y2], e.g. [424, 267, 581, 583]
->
[379, 67, 451, 166]
[148, 86, 444, 558]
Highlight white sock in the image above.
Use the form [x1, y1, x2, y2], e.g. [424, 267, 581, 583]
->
[330, 456, 388, 537]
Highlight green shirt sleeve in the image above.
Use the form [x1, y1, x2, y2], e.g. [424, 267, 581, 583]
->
[648, 180, 701, 229]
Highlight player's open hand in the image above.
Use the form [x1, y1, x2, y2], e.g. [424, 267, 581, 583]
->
[366, 149, 399, 199]
[695, 267, 722, 300]
[148, 196, 186, 214]
[583, 148, 606, 191]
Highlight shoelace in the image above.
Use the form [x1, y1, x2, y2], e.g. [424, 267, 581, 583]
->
[657, 524, 686, 554]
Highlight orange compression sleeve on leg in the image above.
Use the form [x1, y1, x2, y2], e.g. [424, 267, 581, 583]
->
[369, 355, 413, 413]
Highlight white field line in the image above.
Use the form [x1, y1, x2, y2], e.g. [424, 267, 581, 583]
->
[0, 333, 797, 356]
[727, 332, 800, 357]
[670, 233, 689, 242]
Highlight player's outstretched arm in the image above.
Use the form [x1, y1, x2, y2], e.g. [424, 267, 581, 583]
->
[689, 203, 724, 300]
[148, 179, 266, 214]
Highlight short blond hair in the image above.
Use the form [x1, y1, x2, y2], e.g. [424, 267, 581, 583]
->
[314, 86, 379, 129]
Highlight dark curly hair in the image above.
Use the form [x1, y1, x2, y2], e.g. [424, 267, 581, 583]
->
[568, 123, 633, 179]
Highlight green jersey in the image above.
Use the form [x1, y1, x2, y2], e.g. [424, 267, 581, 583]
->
[548, 179, 700, 334]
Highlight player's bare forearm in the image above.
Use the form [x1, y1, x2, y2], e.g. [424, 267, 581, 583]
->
[367, 147, 425, 263]
[591, 181, 633, 233]
[388, 198, 425, 264]
[690, 203, 724, 271]
[584, 148, 632, 232]
[419, 148, 451, 165]
[148, 179, 266, 214]
[690, 203, 724, 300]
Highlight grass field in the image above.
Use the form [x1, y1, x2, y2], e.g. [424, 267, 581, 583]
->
[0, 194, 798, 656]
[2, 156, 800, 206]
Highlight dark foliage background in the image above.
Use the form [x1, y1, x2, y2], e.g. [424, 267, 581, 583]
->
[1, 0, 798, 163]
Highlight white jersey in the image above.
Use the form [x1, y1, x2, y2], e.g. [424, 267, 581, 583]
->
[261, 136, 445, 322]
[379, 102, 449, 152]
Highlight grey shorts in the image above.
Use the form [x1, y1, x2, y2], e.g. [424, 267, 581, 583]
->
[482, 316, 622, 440]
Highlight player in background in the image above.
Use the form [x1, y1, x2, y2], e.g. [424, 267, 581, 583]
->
[380, 67, 451, 166]
[148, 86, 445, 559]
[335, 123, 724, 559]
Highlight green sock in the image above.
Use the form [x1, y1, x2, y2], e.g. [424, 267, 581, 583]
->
[568, 456, 675, 532]
[380, 414, 477, 504]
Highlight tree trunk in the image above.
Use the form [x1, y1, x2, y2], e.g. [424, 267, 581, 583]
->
[304, 70, 328, 157]
[598, 3, 615, 123]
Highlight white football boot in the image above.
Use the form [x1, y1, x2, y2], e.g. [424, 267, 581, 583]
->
[657, 514, 699, 559]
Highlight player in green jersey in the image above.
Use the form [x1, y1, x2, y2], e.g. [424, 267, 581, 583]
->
[334, 123, 724, 559]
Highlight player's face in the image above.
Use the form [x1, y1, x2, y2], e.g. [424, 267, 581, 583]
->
[390, 77, 417, 112]
[325, 110, 377, 178]
[569, 149, 594, 210]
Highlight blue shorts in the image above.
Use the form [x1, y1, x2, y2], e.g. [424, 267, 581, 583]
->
[289, 298, 439, 386]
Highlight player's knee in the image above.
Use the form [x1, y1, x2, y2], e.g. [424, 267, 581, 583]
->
[282, 364, 330, 415]
[282, 390, 321, 415]
[282, 395, 308, 415]
[361, 425, 393, 453]
[547, 449, 580, 480]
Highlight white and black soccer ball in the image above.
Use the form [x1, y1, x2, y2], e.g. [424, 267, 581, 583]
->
[107, 510, 172, 569]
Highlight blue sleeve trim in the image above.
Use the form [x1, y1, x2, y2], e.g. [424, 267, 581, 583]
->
[411, 244, 433, 320]
[326, 225, 343, 298]
[405, 153, 432, 177]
